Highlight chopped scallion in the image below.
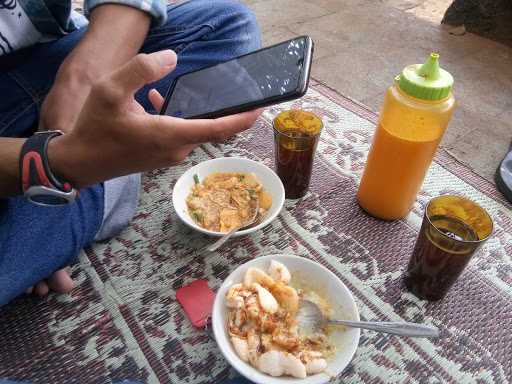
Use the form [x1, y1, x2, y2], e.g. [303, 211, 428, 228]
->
[191, 211, 203, 222]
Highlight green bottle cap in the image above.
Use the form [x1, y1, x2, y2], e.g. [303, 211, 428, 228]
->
[397, 53, 454, 100]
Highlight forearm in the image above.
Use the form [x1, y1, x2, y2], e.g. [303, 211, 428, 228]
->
[41, 4, 152, 132]
[60, 4, 151, 84]
[0, 139, 25, 197]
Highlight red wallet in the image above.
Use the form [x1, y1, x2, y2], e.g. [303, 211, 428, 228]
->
[176, 280, 215, 328]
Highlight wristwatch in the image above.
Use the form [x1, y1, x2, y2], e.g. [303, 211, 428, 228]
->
[19, 130, 78, 206]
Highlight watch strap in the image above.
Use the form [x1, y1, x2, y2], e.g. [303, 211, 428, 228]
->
[19, 131, 73, 194]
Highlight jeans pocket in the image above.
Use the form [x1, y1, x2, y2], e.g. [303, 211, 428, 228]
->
[143, 24, 214, 54]
[0, 99, 37, 138]
[0, 73, 38, 138]
[146, 23, 199, 39]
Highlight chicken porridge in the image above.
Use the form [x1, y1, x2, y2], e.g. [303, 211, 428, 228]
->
[186, 172, 272, 233]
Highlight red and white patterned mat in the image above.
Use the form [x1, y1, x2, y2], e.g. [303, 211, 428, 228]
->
[1, 79, 511, 383]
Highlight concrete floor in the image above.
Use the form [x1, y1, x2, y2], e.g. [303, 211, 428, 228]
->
[245, 0, 512, 183]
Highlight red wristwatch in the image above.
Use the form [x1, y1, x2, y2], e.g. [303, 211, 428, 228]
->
[19, 130, 78, 206]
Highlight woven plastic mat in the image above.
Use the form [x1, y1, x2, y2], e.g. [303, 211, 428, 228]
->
[1, 79, 511, 384]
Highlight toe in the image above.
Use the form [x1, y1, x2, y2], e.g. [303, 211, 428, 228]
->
[35, 281, 49, 296]
[48, 268, 75, 293]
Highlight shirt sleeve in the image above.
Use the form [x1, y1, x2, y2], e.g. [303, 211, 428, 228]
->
[84, 0, 167, 26]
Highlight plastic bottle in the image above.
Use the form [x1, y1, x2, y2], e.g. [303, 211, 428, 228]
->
[357, 53, 456, 220]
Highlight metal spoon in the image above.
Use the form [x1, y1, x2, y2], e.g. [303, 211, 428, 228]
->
[206, 198, 260, 252]
[297, 299, 439, 338]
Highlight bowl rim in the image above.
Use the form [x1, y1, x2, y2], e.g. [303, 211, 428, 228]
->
[212, 254, 361, 384]
[172, 157, 285, 237]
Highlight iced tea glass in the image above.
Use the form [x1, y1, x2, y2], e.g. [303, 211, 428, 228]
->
[273, 110, 323, 199]
[404, 195, 493, 301]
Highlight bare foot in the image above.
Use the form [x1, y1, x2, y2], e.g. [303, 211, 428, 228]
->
[26, 267, 75, 297]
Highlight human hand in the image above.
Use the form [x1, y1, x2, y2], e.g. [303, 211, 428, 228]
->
[48, 50, 260, 189]
[39, 4, 153, 134]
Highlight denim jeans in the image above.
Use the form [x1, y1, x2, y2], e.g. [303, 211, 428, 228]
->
[0, 0, 261, 306]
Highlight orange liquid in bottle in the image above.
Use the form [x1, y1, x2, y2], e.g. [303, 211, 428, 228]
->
[357, 123, 441, 220]
[357, 84, 455, 220]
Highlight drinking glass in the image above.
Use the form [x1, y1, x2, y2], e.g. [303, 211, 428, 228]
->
[404, 195, 493, 301]
[273, 110, 323, 199]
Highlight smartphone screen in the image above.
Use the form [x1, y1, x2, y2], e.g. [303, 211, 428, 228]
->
[162, 36, 310, 119]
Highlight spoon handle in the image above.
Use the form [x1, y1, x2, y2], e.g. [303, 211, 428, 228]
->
[206, 226, 241, 252]
[328, 319, 439, 338]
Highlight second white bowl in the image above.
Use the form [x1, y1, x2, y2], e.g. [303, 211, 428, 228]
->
[172, 157, 285, 237]
[212, 254, 361, 384]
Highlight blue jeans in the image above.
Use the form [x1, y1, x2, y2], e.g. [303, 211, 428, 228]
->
[0, 0, 261, 306]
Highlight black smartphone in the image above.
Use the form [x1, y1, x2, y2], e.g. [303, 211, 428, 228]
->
[159, 35, 313, 119]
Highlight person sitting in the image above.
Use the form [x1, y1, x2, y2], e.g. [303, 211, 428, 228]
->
[0, 0, 261, 305]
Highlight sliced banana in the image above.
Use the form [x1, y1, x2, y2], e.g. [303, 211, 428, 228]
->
[252, 283, 279, 314]
[268, 260, 291, 284]
[258, 350, 307, 379]
[243, 267, 276, 289]
[270, 282, 299, 315]
[305, 358, 328, 374]
[231, 337, 249, 363]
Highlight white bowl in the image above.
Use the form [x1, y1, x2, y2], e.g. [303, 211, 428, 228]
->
[212, 254, 360, 384]
[172, 157, 285, 237]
